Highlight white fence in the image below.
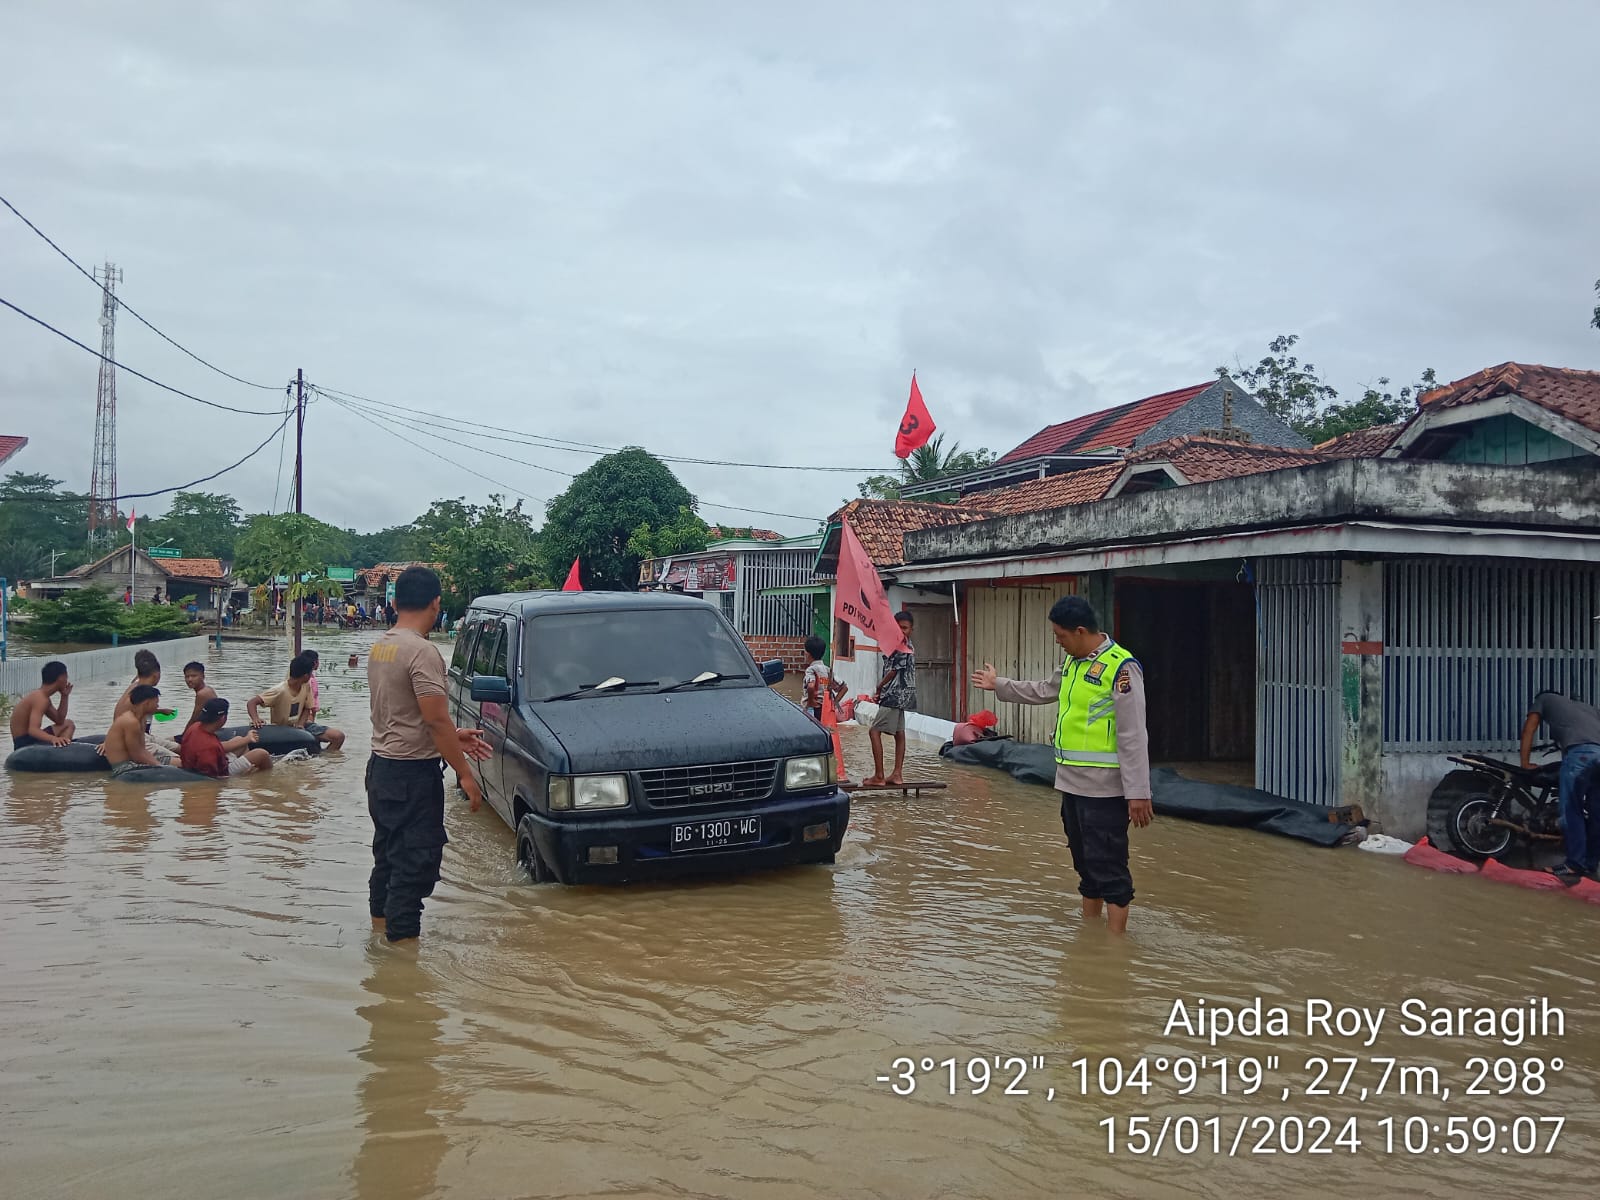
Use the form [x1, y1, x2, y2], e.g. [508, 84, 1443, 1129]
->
[0, 636, 213, 698]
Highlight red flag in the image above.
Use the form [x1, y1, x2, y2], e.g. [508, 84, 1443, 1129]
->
[833, 520, 907, 656]
[126, 508, 136, 531]
[561, 558, 582, 591]
[894, 374, 936, 459]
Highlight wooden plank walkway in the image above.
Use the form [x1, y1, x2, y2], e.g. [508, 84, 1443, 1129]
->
[841, 780, 948, 796]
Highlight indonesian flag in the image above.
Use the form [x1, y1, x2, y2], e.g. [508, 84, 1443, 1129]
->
[126, 509, 136, 531]
[894, 373, 936, 459]
[833, 520, 907, 656]
[561, 558, 582, 591]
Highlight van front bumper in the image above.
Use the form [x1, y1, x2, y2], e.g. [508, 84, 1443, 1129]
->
[524, 789, 851, 884]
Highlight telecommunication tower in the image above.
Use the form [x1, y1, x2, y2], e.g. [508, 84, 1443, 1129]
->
[87, 262, 122, 547]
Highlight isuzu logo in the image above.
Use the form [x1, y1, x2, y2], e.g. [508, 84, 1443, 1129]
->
[688, 782, 736, 796]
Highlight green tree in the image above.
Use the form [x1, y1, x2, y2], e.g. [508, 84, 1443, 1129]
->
[541, 449, 697, 590]
[141, 491, 243, 560]
[1222, 335, 1435, 444]
[857, 434, 996, 502]
[0, 472, 91, 582]
[233, 513, 350, 633]
[1591, 278, 1599, 332]
[626, 506, 712, 561]
[348, 523, 424, 568]
[1298, 370, 1439, 444]
[1221, 334, 1340, 431]
[423, 494, 544, 615]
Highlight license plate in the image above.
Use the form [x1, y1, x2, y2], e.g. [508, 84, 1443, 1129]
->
[670, 816, 761, 853]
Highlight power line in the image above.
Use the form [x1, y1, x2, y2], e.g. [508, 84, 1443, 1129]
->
[270, 393, 293, 513]
[0, 192, 280, 391]
[319, 385, 887, 473]
[6, 410, 294, 504]
[324, 393, 822, 524]
[0, 295, 285, 416]
[325, 394, 547, 506]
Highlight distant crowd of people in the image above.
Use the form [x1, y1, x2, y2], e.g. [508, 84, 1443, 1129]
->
[8, 648, 345, 780]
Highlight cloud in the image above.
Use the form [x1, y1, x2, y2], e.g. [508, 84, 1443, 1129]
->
[2, 0, 1597, 536]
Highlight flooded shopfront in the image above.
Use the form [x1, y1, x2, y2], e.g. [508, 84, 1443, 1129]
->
[3, 632, 1597, 1199]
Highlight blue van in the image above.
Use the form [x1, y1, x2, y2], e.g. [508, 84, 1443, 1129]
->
[447, 591, 850, 884]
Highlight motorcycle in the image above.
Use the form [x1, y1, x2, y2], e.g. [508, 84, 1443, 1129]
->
[1426, 743, 1561, 861]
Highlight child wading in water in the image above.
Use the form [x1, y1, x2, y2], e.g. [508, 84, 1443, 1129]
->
[801, 635, 846, 722]
[864, 611, 915, 786]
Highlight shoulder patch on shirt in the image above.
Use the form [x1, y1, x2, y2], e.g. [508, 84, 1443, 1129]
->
[1114, 661, 1138, 692]
[1085, 661, 1107, 684]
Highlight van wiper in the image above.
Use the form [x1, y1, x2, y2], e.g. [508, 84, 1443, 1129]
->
[656, 671, 750, 693]
[545, 677, 660, 701]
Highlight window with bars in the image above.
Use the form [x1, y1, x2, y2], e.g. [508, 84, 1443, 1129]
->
[1382, 560, 1600, 751]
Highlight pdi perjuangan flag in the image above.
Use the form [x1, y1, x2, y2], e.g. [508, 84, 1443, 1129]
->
[833, 520, 907, 657]
[894, 373, 936, 458]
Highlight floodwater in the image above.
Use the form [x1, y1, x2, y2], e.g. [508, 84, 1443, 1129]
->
[2, 631, 1597, 1199]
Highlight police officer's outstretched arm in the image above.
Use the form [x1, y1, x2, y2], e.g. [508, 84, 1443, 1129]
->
[974, 662, 1060, 705]
[417, 693, 484, 811]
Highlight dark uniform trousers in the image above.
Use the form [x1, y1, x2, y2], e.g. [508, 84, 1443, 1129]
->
[1059, 791, 1135, 908]
[367, 754, 448, 941]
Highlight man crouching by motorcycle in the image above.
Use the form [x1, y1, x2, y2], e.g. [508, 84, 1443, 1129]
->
[1521, 690, 1600, 884]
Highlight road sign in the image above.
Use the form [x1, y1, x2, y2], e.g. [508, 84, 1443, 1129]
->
[147, 547, 182, 559]
[328, 566, 356, 582]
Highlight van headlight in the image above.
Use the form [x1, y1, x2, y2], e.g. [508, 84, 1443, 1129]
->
[548, 774, 631, 810]
[784, 755, 835, 791]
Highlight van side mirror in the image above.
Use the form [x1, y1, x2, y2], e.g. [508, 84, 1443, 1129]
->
[760, 659, 785, 686]
[470, 675, 513, 704]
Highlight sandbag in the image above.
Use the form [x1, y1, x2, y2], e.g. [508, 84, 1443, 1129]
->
[107, 765, 214, 785]
[1401, 836, 1481, 874]
[939, 739, 1352, 847]
[1569, 878, 1600, 906]
[6, 742, 111, 773]
[1480, 858, 1575, 892]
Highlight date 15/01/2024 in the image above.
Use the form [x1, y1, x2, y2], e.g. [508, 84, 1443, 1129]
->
[874, 1054, 1562, 1102]
[1100, 1114, 1564, 1157]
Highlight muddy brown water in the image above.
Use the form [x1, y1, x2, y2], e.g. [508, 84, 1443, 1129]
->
[3, 632, 1596, 1199]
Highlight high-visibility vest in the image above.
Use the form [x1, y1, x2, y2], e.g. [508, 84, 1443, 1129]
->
[1054, 641, 1137, 769]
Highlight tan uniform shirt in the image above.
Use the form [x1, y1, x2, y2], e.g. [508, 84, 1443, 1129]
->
[993, 635, 1151, 799]
[367, 627, 447, 760]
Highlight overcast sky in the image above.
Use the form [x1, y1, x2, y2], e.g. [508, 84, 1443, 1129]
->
[4, 0, 1598, 536]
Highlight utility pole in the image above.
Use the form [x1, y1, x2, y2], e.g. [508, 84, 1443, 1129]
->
[293, 367, 305, 656]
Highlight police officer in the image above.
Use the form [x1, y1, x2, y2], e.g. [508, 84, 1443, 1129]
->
[365, 566, 491, 943]
[972, 595, 1152, 933]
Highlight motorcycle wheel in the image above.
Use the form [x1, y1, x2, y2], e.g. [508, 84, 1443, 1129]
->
[1426, 770, 1514, 860]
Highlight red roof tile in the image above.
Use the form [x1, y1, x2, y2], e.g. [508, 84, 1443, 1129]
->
[1314, 424, 1404, 458]
[706, 526, 783, 541]
[994, 383, 1212, 465]
[978, 463, 1124, 513]
[1128, 435, 1327, 483]
[156, 557, 227, 581]
[358, 561, 444, 586]
[825, 498, 1000, 567]
[1418, 362, 1600, 435]
[0, 435, 27, 468]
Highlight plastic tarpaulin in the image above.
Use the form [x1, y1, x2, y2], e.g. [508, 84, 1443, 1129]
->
[939, 739, 1353, 847]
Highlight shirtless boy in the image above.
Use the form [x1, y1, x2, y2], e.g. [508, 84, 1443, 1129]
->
[108, 649, 179, 762]
[103, 685, 164, 778]
[9, 661, 77, 747]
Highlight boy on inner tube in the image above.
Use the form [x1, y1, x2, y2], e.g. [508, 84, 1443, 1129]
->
[103, 685, 166, 779]
[9, 660, 77, 747]
[180, 697, 272, 778]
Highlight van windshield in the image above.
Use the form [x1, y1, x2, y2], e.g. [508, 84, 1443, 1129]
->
[525, 608, 755, 699]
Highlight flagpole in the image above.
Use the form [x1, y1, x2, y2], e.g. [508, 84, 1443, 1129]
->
[129, 514, 135, 604]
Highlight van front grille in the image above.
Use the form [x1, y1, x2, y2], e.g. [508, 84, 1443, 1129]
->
[638, 759, 780, 807]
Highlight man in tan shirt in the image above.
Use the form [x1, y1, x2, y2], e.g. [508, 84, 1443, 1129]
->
[365, 566, 490, 943]
[972, 595, 1152, 934]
